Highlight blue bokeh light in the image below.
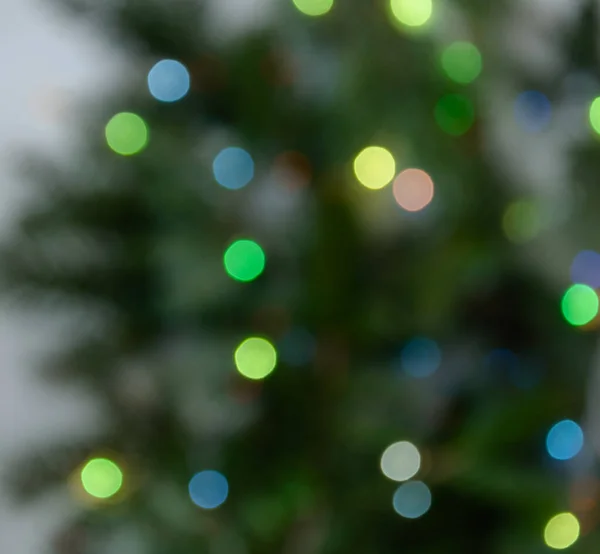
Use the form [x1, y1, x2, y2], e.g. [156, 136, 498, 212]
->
[546, 420, 584, 461]
[279, 328, 316, 367]
[148, 59, 190, 103]
[400, 338, 441, 378]
[514, 91, 552, 133]
[188, 470, 229, 509]
[213, 147, 254, 190]
[393, 481, 432, 519]
[571, 250, 600, 288]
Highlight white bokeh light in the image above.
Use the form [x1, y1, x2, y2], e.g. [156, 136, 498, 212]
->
[380, 441, 421, 482]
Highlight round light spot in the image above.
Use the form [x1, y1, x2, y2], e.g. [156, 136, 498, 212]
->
[589, 97, 600, 135]
[148, 59, 190, 103]
[393, 481, 432, 519]
[224, 239, 266, 282]
[546, 420, 584, 461]
[502, 200, 542, 243]
[393, 169, 434, 212]
[105, 112, 149, 156]
[571, 250, 600, 288]
[441, 42, 482, 84]
[400, 338, 441, 378]
[292, 0, 333, 16]
[544, 512, 580, 550]
[235, 337, 277, 380]
[353, 146, 396, 190]
[390, 0, 433, 27]
[561, 284, 599, 326]
[515, 91, 551, 133]
[81, 458, 123, 499]
[434, 94, 474, 136]
[380, 441, 421, 482]
[188, 470, 229, 509]
[213, 147, 254, 190]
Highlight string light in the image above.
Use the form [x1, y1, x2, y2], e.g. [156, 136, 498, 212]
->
[81, 458, 123, 499]
[392, 481, 432, 519]
[353, 146, 396, 190]
[188, 470, 229, 509]
[546, 420, 584, 461]
[589, 97, 600, 135]
[571, 250, 600, 288]
[544, 512, 580, 550]
[380, 441, 421, 481]
[234, 337, 278, 380]
[147, 59, 190, 102]
[393, 169, 434, 212]
[441, 42, 482, 84]
[390, 0, 433, 28]
[105, 112, 148, 156]
[292, 0, 333, 16]
[223, 239, 266, 282]
[213, 147, 254, 190]
[561, 284, 599, 326]
[434, 94, 474, 136]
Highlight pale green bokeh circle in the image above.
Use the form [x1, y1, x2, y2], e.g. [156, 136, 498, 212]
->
[292, 0, 333, 16]
[353, 146, 396, 190]
[390, 0, 433, 27]
[81, 458, 123, 499]
[561, 284, 599, 326]
[502, 200, 542, 243]
[589, 97, 600, 135]
[544, 512, 580, 550]
[105, 112, 149, 156]
[441, 42, 482, 84]
[234, 337, 277, 380]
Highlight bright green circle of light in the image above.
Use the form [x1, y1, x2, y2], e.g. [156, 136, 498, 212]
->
[390, 0, 433, 27]
[353, 146, 396, 190]
[544, 512, 580, 550]
[434, 94, 475, 136]
[224, 239, 266, 282]
[441, 42, 482, 84]
[105, 112, 149, 156]
[292, 0, 333, 16]
[589, 97, 600, 135]
[561, 284, 599, 326]
[81, 458, 123, 499]
[234, 337, 277, 380]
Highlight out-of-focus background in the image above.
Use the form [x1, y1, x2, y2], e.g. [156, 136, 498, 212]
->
[3, 0, 600, 552]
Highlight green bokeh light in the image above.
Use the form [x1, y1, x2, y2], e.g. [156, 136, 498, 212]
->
[234, 337, 277, 380]
[390, 0, 432, 27]
[292, 0, 333, 16]
[561, 284, 599, 326]
[224, 239, 266, 282]
[441, 42, 482, 84]
[105, 112, 149, 156]
[589, 97, 600, 135]
[81, 458, 123, 499]
[434, 94, 475, 136]
[544, 512, 580, 550]
[353, 146, 396, 190]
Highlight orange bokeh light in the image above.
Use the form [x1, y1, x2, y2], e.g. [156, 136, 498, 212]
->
[393, 169, 434, 212]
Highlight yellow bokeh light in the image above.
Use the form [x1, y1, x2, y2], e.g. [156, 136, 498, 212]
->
[390, 0, 433, 27]
[292, 0, 333, 16]
[234, 337, 277, 380]
[544, 512, 580, 550]
[353, 146, 396, 190]
[380, 441, 421, 481]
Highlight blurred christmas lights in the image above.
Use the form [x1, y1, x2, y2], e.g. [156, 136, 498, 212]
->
[223, 239, 266, 282]
[380, 441, 421, 481]
[393, 169, 434, 212]
[353, 146, 396, 190]
[80, 458, 123, 499]
[147, 59, 190, 102]
[502, 200, 542, 243]
[213, 147, 254, 190]
[434, 94, 474, 136]
[544, 512, 580, 550]
[390, 0, 432, 27]
[188, 470, 229, 509]
[292, 0, 333, 16]
[546, 420, 584, 461]
[105, 112, 148, 156]
[400, 337, 441, 378]
[514, 91, 551, 133]
[392, 481, 432, 519]
[561, 284, 598, 326]
[571, 250, 600, 288]
[234, 337, 277, 380]
[441, 42, 482, 84]
[589, 97, 600, 135]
